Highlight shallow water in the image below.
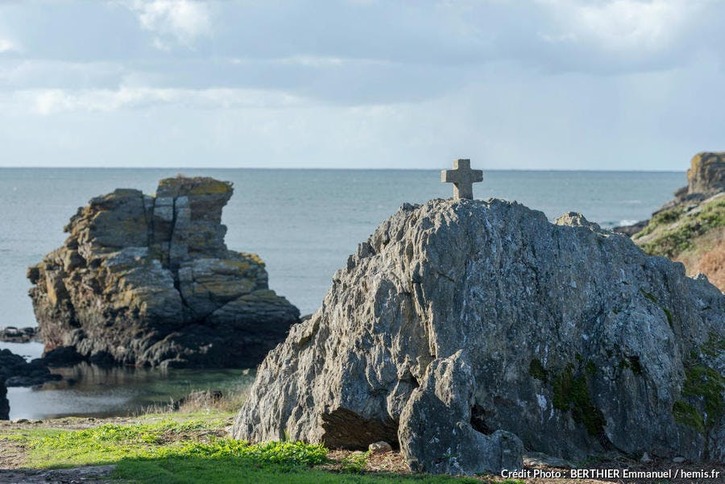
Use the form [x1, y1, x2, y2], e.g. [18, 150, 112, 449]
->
[0, 341, 43, 360]
[6, 362, 254, 420]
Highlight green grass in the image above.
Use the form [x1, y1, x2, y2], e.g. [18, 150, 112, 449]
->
[117, 458, 480, 484]
[1, 413, 485, 483]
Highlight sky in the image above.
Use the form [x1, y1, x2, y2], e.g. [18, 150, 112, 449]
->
[0, 0, 723, 170]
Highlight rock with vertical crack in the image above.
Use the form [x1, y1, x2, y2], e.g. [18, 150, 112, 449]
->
[27, 176, 299, 368]
[232, 198, 724, 474]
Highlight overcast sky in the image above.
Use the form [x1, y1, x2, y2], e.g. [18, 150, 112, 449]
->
[0, 0, 722, 170]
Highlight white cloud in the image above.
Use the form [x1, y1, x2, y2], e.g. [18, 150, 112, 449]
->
[539, 0, 702, 52]
[125, 0, 212, 48]
[17, 86, 307, 115]
[0, 38, 19, 53]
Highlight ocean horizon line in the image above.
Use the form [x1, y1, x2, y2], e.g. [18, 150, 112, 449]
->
[0, 166, 684, 174]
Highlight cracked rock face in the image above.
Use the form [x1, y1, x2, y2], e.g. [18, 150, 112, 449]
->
[232, 198, 724, 474]
[28, 176, 299, 369]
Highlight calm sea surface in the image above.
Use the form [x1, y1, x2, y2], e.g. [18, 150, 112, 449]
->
[0, 168, 683, 419]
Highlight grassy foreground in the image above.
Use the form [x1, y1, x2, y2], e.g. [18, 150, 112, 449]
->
[1, 411, 493, 483]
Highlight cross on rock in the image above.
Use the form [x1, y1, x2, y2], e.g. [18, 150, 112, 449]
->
[441, 159, 483, 200]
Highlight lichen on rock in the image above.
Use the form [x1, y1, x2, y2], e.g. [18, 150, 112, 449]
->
[233, 198, 724, 474]
[28, 176, 299, 369]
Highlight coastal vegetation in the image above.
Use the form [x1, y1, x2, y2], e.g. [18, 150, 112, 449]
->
[634, 196, 724, 258]
[0, 405, 486, 483]
[622, 151, 724, 291]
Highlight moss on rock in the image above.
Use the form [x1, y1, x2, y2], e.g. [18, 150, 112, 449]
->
[529, 358, 548, 382]
[672, 361, 724, 433]
[683, 365, 724, 427]
[552, 364, 606, 437]
[673, 400, 705, 433]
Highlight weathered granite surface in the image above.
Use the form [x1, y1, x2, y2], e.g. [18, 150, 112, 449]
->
[28, 176, 299, 369]
[233, 198, 724, 474]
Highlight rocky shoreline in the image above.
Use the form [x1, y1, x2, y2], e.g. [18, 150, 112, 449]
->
[4, 167, 723, 475]
[614, 151, 724, 291]
[1, 327, 52, 420]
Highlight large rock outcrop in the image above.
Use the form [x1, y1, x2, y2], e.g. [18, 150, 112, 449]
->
[28, 176, 299, 369]
[622, 152, 725, 291]
[233, 199, 725, 475]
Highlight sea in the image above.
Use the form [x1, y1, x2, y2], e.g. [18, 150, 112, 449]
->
[0, 168, 683, 419]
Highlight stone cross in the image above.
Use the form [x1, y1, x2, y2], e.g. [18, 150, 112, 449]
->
[441, 159, 483, 200]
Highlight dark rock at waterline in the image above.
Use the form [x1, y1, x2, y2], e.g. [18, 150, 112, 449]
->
[0, 349, 60, 387]
[233, 198, 724, 475]
[0, 380, 8, 420]
[28, 176, 300, 369]
[42, 346, 85, 367]
[612, 219, 648, 237]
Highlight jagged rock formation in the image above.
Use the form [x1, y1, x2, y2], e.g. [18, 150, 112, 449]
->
[233, 199, 725, 475]
[619, 152, 725, 291]
[28, 176, 299, 369]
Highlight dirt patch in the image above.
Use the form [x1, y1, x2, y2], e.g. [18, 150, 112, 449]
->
[676, 228, 725, 291]
[0, 465, 116, 484]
